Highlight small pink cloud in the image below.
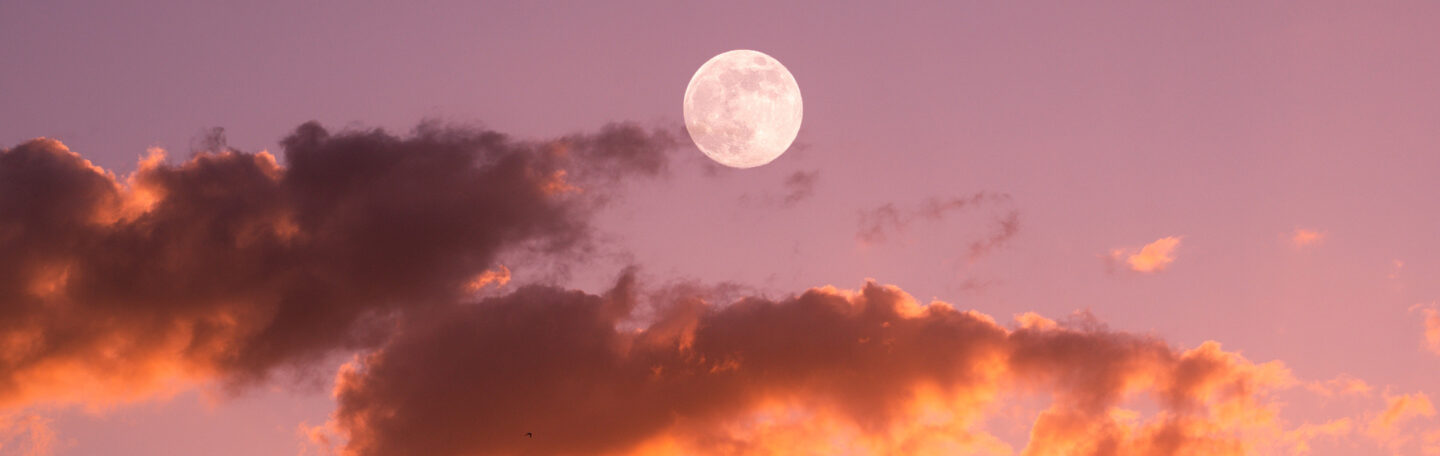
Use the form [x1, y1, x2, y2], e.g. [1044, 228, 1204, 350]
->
[1109, 236, 1182, 273]
[1409, 303, 1440, 356]
[1291, 228, 1325, 247]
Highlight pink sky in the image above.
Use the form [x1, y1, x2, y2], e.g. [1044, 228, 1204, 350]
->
[2, 1, 1439, 455]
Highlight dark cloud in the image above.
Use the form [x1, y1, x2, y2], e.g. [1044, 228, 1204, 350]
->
[857, 193, 1019, 261]
[0, 121, 677, 405]
[966, 210, 1019, 261]
[780, 170, 818, 206]
[326, 274, 1300, 456]
[856, 193, 1011, 244]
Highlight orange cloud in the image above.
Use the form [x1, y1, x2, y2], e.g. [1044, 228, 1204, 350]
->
[1421, 306, 1440, 355]
[1290, 228, 1325, 247]
[324, 275, 1328, 456]
[1284, 418, 1353, 454]
[1109, 236, 1182, 273]
[1306, 375, 1374, 398]
[1365, 392, 1436, 447]
[11, 128, 1438, 455]
[1425, 428, 1440, 456]
[464, 265, 512, 292]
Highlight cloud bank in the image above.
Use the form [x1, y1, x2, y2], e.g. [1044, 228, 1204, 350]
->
[319, 273, 1380, 456]
[3, 123, 1435, 455]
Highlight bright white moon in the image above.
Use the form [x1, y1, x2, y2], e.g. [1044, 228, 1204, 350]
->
[683, 49, 803, 168]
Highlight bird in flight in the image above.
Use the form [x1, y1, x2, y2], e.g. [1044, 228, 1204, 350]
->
[525, 432, 533, 438]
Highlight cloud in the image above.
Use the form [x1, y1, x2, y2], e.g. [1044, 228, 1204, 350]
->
[0, 412, 56, 456]
[1427, 309, 1440, 355]
[1283, 418, 1353, 454]
[1109, 236, 1182, 273]
[856, 194, 1018, 261]
[967, 211, 1020, 261]
[1290, 229, 1325, 247]
[857, 193, 1009, 244]
[1365, 392, 1436, 448]
[1305, 375, 1374, 398]
[7, 122, 1435, 455]
[322, 274, 1326, 456]
[465, 265, 512, 292]
[1389, 260, 1405, 279]
[780, 170, 818, 206]
[1411, 303, 1440, 355]
[0, 121, 677, 408]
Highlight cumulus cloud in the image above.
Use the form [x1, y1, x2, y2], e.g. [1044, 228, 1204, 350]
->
[318, 274, 1336, 456]
[1290, 228, 1324, 247]
[7, 122, 1436, 456]
[0, 122, 677, 408]
[1109, 236, 1182, 273]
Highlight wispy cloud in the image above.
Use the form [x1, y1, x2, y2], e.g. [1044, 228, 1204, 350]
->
[1365, 392, 1437, 449]
[1409, 303, 1440, 356]
[1306, 375, 1374, 398]
[856, 193, 1011, 244]
[0, 412, 56, 456]
[780, 170, 818, 206]
[856, 193, 1019, 261]
[1291, 228, 1325, 247]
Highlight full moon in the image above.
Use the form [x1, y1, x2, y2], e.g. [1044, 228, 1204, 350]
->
[683, 50, 803, 168]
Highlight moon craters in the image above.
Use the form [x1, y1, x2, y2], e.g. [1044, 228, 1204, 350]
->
[683, 50, 803, 169]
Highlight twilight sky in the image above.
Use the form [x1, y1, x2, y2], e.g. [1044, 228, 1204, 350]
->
[2, 1, 1439, 455]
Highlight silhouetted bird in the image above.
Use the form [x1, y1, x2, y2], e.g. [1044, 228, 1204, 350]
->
[525, 432, 533, 438]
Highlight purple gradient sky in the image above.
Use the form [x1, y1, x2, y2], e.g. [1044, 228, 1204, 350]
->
[3, 1, 1439, 454]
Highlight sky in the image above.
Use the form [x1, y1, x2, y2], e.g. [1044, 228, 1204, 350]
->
[2, 1, 1439, 455]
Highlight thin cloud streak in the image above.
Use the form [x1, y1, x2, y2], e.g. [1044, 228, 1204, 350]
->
[857, 194, 1019, 263]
